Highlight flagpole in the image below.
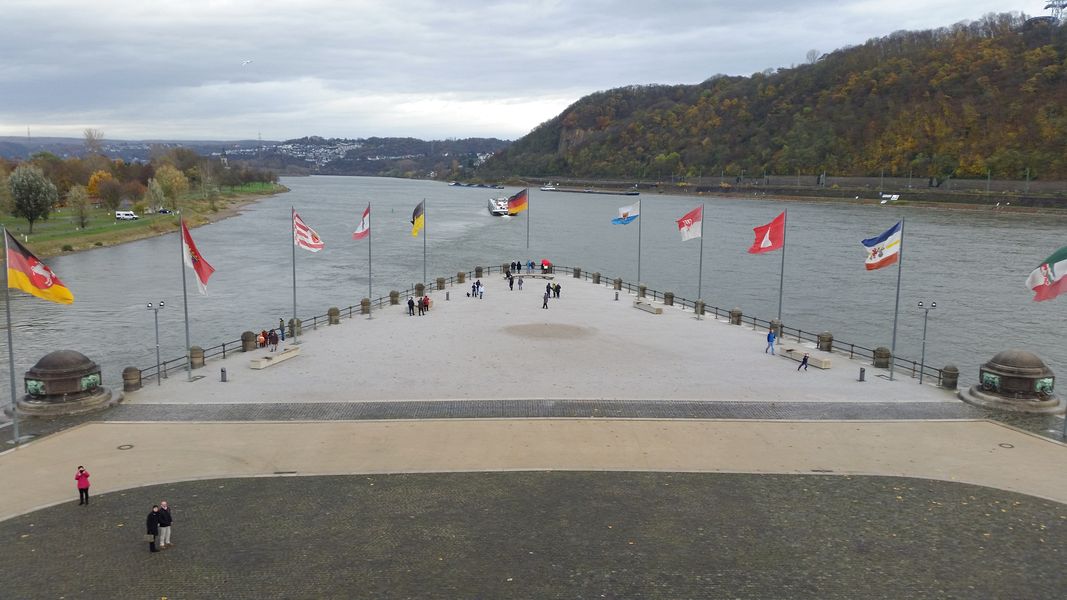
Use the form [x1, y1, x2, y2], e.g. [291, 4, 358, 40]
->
[291, 206, 298, 344]
[3, 228, 21, 445]
[368, 202, 373, 317]
[179, 218, 192, 381]
[637, 201, 642, 283]
[777, 209, 787, 325]
[889, 216, 905, 381]
[698, 202, 705, 300]
[526, 188, 530, 250]
[423, 198, 427, 286]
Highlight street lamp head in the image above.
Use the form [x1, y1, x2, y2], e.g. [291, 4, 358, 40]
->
[159, 300, 165, 308]
[917, 301, 923, 308]
[146, 302, 153, 309]
[930, 302, 936, 309]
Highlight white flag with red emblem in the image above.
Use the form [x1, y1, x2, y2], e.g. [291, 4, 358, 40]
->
[181, 219, 215, 294]
[293, 210, 324, 252]
[353, 204, 370, 240]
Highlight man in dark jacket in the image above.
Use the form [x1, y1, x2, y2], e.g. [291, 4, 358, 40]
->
[147, 505, 161, 552]
[157, 500, 173, 549]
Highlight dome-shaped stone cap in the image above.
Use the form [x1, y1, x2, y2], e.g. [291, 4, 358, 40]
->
[26, 350, 99, 377]
[983, 349, 1054, 378]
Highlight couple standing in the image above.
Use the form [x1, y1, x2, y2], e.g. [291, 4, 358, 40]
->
[146, 501, 175, 552]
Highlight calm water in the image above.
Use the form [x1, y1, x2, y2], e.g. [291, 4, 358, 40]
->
[2, 175, 1064, 394]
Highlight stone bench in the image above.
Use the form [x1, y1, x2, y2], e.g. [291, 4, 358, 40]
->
[522, 274, 554, 280]
[250, 345, 302, 369]
[633, 299, 663, 315]
[780, 347, 832, 369]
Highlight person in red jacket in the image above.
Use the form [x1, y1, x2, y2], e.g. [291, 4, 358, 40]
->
[75, 466, 90, 505]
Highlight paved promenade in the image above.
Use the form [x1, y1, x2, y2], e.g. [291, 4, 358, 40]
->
[2, 272, 1066, 598]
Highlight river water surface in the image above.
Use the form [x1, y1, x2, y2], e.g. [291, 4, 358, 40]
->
[2, 176, 1064, 395]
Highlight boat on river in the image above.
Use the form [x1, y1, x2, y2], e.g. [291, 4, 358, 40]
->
[488, 197, 510, 216]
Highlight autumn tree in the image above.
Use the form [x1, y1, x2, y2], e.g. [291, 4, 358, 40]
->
[7, 164, 58, 233]
[87, 170, 114, 198]
[67, 184, 90, 229]
[154, 164, 189, 210]
[83, 128, 105, 155]
[146, 178, 165, 210]
[97, 178, 123, 212]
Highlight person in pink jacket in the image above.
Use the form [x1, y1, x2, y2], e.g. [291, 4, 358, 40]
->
[75, 466, 90, 505]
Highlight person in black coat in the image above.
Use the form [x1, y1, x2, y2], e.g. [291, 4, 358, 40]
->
[146, 505, 161, 552]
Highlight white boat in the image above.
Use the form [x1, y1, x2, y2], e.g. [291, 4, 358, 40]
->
[488, 197, 509, 216]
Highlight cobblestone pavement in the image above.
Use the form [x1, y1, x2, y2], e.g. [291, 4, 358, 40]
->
[7, 399, 1065, 446]
[3, 472, 1066, 599]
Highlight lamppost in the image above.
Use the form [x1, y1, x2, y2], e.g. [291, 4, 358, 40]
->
[917, 301, 936, 385]
[147, 301, 165, 385]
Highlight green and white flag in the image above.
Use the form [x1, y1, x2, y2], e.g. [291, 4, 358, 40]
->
[1026, 245, 1067, 302]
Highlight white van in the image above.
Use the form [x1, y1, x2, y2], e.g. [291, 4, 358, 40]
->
[115, 211, 139, 220]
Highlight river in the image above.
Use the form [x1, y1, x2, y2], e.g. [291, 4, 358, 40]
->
[2, 175, 1064, 397]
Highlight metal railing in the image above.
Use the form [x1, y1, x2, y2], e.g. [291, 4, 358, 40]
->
[137, 262, 942, 386]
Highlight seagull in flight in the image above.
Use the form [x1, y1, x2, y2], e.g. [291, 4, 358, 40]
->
[241, 59, 253, 66]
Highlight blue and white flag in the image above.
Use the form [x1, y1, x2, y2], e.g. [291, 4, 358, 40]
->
[612, 201, 640, 225]
[861, 221, 902, 271]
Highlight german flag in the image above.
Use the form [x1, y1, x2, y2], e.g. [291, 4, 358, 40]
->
[507, 189, 528, 215]
[411, 200, 425, 237]
[5, 230, 74, 304]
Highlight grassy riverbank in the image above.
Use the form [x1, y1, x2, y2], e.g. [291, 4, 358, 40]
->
[2, 182, 287, 258]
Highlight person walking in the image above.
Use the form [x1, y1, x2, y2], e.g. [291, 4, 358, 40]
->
[407, 297, 416, 316]
[417, 296, 425, 316]
[797, 353, 810, 371]
[508, 276, 514, 291]
[268, 329, 279, 352]
[422, 295, 431, 314]
[517, 277, 523, 291]
[478, 283, 484, 299]
[157, 500, 173, 549]
[146, 505, 161, 552]
[542, 291, 550, 309]
[554, 283, 561, 298]
[546, 283, 552, 297]
[765, 329, 777, 355]
[75, 466, 90, 505]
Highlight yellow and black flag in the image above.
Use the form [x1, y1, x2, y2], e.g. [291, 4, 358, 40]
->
[411, 200, 425, 237]
[5, 230, 74, 304]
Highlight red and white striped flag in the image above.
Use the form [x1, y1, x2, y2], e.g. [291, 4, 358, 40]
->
[293, 210, 324, 252]
[352, 204, 370, 240]
[181, 219, 215, 294]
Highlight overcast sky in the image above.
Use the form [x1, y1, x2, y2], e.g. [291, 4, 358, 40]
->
[0, 1, 1046, 142]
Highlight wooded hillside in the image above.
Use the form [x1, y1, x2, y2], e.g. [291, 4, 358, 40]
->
[478, 14, 1067, 181]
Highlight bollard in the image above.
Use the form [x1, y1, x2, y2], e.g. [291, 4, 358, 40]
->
[328, 307, 341, 325]
[457, 272, 466, 284]
[415, 283, 425, 297]
[190, 346, 205, 369]
[122, 366, 142, 392]
[592, 272, 601, 285]
[221, 367, 227, 382]
[729, 308, 742, 325]
[475, 266, 484, 278]
[940, 365, 959, 390]
[873, 347, 892, 368]
[613, 278, 622, 291]
[638, 284, 647, 298]
[614, 291, 619, 301]
[664, 292, 674, 306]
[446, 291, 450, 301]
[859, 367, 866, 382]
[241, 331, 257, 352]
[389, 290, 399, 305]
[436, 277, 445, 290]
[360, 298, 371, 315]
[573, 267, 581, 278]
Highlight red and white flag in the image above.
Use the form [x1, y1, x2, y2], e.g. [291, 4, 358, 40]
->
[293, 210, 324, 252]
[748, 211, 785, 254]
[352, 204, 370, 240]
[181, 219, 215, 294]
[676, 206, 703, 241]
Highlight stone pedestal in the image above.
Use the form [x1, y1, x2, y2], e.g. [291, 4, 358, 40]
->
[288, 318, 302, 337]
[415, 283, 425, 297]
[592, 272, 601, 285]
[436, 277, 445, 291]
[475, 266, 484, 278]
[694, 300, 705, 315]
[573, 267, 581, 278]
[360, 298, 371, 314]
[328, 307, 340, 324]
[958, 350, 1063, 413]
[638, 284, 647, 298]
[457, 272, 466, 284]
[190, 346, 205, 369]
[389, 291, 399, 305]
[613, 278, 622, 291]
[19, 350, 118, 416]
[501, 263, 510, 273]
[729, 308, 742, 325]
[873, 347, 892, 368]
[241, 331, 257, 352]
[818, 331, 833, 352]
[664, 292, 674, 306]
[122, 367, 142, 392]
[770, 318, 782, 338]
